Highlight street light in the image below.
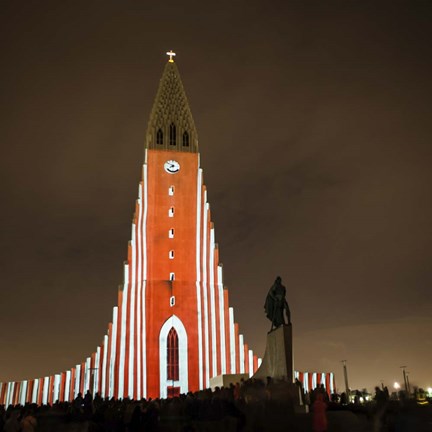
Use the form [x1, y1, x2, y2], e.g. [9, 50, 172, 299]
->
[394, 382, 400, 390]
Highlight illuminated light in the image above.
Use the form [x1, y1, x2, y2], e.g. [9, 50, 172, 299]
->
[394, 382, 401, 390]
[229, 307, 236, 373]
[159, 315, 188, 398]
[53, 374, 60, 403]
[109, 307, 118, 398]
[195, 168, 203, 389]
[64, 371, 71, 402]
[118, 264, 129, 398]
[101, 335, 108, 398]
[248, 350, 253, 378]
[217, 265, 226, 374]
[166, 50, 176, 62]
[359, 396, 364, 403]
[75, 365, 81, 398]
[202, 190, 210, 387]
[141, 163, 149, 399]
[209, 226, 217, 377]
[257, 358, 262, 368]
[128, 226, 136, 398]
[31, 379, 38, 404]
[239, 334, 245, 373]
[20, 380, 28, 406]
[42, 376, 49, 405]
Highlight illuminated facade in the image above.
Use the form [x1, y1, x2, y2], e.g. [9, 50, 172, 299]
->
[0, 58, 261, 406]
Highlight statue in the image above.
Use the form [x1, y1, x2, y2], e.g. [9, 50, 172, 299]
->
[264, 276, 291, 331]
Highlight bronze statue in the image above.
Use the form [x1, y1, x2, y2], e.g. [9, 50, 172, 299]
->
[264, 276, 291, 331]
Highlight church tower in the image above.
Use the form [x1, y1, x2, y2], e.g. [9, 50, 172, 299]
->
[0, 54, 260, 406]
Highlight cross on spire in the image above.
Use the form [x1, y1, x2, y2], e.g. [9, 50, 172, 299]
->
[166, 50, 176, 62]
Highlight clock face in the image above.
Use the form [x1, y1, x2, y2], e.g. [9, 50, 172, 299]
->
[164, 160, 180, 174]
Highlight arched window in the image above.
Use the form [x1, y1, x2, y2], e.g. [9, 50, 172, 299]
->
[167, 327, 179, 380]
[156, 128, 163, 145]
[169, 123, 176, 146]
[182, 131, 189, 147]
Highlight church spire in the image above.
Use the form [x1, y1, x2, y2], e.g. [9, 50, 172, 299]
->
[145, 55, 198, 152]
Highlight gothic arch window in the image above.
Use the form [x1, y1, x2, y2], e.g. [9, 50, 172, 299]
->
[156, 128, 163, 145]
[167, 327, 179, 380]
[169, 123, 176, 146]
[182, 131, 189, 147]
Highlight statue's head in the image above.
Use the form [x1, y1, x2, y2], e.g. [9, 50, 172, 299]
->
[276, 276, 281, 283]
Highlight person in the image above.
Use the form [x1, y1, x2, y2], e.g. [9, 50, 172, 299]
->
[3, 410, 20, 432]
[264, 276, 290, 331]
[20, 409, 37, 432]
[312, 393, 328, 432]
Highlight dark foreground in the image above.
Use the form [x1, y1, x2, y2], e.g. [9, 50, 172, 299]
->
[2, 380, 432, 431]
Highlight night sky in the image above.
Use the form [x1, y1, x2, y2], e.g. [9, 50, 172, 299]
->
[1, 0, 431, 392]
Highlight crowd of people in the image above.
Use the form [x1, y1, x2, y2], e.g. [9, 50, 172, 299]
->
[1, 378, 431, 432]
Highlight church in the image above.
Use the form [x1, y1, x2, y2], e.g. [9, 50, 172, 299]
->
[0, 54, 335, 406]
[0, 53, 261, 405]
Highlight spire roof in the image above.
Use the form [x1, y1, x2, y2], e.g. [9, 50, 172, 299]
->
[145, 59, 198, 152]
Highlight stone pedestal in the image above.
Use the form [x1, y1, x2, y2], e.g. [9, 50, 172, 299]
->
[253, 324, 293, 382]
[209, 373, 249, 390]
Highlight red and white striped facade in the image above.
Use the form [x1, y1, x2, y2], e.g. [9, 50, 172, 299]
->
[0, 59, 336, 407]
[0, 59, 262, 406]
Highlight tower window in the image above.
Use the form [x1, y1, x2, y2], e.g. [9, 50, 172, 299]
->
[156, 128, 163, 145]
[182, 131, 189, 147]
[167, 327, 179, 380]
[168, 207, 174, 217]
[169, 123, 176, 146]
[168, 186, 175, 196]
[169, 272, 175, 281]
[169, 250, 174, 259]
[169, 228, 174, 238]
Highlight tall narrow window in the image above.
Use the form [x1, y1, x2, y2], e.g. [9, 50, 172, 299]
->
[169, 228, 174, 238]
[169, 250, 174, 259]
[169, 272, 175, 281]
[168, 207, 174, 217]
[169, 123, 176, 146]
[156, 128, 163, 145]
[167, 327, 179, 381]
[168, 186, 175, 196]
[182, 131, 189, 147]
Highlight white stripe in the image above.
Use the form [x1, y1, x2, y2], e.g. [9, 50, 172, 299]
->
[75, 365, 81, 398]
[53, 375, 60, 403]
[118, 263, 129, 398]
[109, 307, 118, 398]
[84, 357, 91, 392]
[209, 226, 217, 377]
[136, 184, 143, 399]
[248, 350, 253, 378]
[95, 347, 101, 395]
[101, 335, 108, 397]
[239, 335, 245, 374]
[330, 373, 334, 393]
[159, 315, 188, 398]
[141, 162, 148, 399]
[229, 308, 236, 373]
[20, 381, 27, 406]
[6, 382, 13, 407]
[32, 379, 39, 404]
[65, 371, 71, 402]
[129, 226, 136, 398]
[258, 358, 262, 368]
[201, 191, 210, 387]
[195, 168, 203, 389]
[42, 377, 49, 405]
[217, 266, 226, 374]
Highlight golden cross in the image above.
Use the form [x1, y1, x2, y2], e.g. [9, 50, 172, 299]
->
[166, 50, 176, 62]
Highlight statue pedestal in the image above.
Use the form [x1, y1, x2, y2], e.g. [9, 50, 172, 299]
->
[253, 324, 293, 382]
